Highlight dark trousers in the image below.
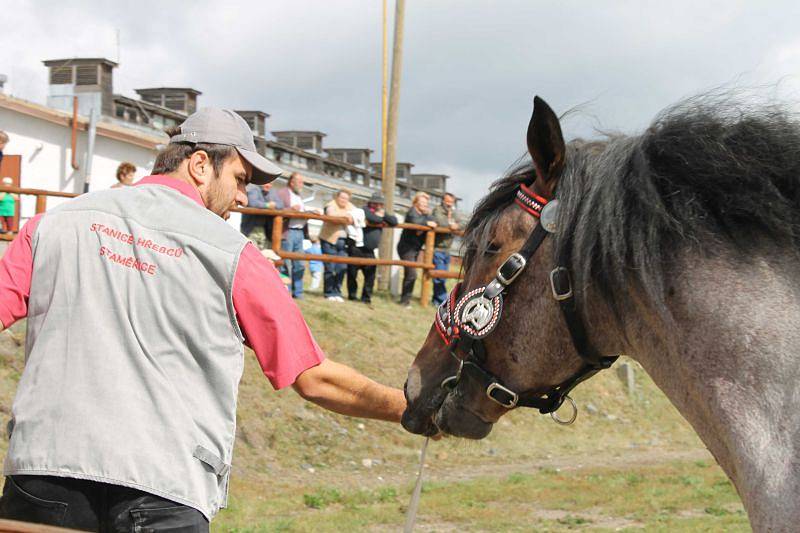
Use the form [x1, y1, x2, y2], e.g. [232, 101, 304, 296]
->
[398, 246, 420, 304]
[321, 238, 348, 297]
[0, 475, 208, 532]
[346, 246, 376, 302]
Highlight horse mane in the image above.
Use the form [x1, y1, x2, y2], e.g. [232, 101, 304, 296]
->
[463, 94, 800, 318]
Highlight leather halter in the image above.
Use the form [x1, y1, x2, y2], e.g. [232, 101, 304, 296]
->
[435, 183, 618, 419]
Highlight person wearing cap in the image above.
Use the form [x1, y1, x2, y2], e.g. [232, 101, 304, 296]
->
[0, 108, 406, 530]
[347, 192, 397, 304]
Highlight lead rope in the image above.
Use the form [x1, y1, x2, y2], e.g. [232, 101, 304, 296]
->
[403, 437, 430, 532]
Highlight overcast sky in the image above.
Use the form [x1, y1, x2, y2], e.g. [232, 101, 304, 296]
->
[3, 1, 800, 208]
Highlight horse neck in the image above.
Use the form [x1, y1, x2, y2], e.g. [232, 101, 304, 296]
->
[585, 246, 800, 531]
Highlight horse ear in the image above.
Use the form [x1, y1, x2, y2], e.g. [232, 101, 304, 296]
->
[527, 96, 566, 197]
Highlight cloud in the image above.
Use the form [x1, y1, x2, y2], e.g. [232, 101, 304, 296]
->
[3, 0, 800, 211]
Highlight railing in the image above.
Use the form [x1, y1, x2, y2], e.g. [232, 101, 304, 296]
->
[0, 186, 463, 307]
[233, 206, 463, 307]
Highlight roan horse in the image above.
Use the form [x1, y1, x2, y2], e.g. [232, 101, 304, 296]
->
[402, 96, 800, 531]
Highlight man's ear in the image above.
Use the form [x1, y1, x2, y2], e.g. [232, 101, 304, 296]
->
[187, 150, 212, 187]
[527, 96, 566, 197]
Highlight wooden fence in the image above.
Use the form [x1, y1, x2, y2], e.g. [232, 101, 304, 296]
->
[0, 185, 463, 307]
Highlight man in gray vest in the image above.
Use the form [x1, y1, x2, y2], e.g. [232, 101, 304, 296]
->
[0, 108, 406, 531]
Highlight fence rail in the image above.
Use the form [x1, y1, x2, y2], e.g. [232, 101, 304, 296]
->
[1, 185, 463, 307]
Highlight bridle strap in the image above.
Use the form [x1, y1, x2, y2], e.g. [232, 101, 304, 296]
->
[435, 181, 619, 415]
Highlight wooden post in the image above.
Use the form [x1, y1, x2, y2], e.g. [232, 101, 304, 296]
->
[377, 0, 407, 290]
[35, 195, 47, 214]
[271, 216, 283, 253]
[419, 228, 436, 307]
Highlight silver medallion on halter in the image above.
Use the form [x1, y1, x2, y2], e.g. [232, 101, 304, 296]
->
[539, 199, 560, 233]
[459, 293, 503, 338]
[462, 297, 494, 330]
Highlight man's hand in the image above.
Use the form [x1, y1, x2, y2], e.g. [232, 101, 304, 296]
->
[426, 221, 438, 228]
[292, 359, 407, 423]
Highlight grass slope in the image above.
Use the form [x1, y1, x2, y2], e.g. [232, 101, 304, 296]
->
[0, 292, 748, 531]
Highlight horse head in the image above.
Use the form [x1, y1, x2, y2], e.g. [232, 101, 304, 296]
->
[402, 97, 604, 439]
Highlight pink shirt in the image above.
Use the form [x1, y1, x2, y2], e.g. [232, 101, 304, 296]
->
[0, 176, 325, 389]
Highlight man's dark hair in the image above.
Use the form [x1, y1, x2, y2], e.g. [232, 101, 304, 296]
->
[152, 126, 237, 176]
[443, 192, 456, 201]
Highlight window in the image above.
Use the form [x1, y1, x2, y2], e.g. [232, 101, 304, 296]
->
[354, 173, 364, 185]
[297, 136, 314, 150]
[347, 151, 364, 166]
[126, 109, 138, 122]
[50, 67, 73, 85]
[141, 94, 161, 106]
[164, 95, 186, 111]
[75, 65, 98, 86]
[115, 106, 125, 118]
[243, 115, 256, 131]
[371, 178, 381, 188]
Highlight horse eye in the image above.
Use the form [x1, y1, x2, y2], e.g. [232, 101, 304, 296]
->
[483, 243, 500, 256]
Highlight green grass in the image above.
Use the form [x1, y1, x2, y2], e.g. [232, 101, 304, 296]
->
[0, 292, 750, 531]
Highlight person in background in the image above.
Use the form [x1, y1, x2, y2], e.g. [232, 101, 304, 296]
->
[430, 192, 460, 305]
[275, 173, 311, 299]
[0, 177, 18, 235]
[344, 201, 367, 301]
[397, 192, 436, 307]
[319, 189, 354, 302]
[241, 181, 282, 252]
[348, 192, 397, 305]
[305, 237, 323, 290]
[0, 131, 8, 168]
[112, 162, 137, 188]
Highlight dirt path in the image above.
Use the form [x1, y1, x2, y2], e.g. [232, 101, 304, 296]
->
[254, 446, 715, 492]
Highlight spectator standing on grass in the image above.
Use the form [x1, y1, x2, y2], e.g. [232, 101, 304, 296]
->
[241, 181, 282, 251]
[397, 192, 436, 307]
[319, 189, 354, 302]
[0, 177, 18, 235]
[305, 237, 323, 290]
[430, 192, 460, 305]
[348, 192, 397, 304]
[344, 201, 367, 301]
[275, 173, 310, 299]
[111, 162, 137, 189]
[0, 108, 406, 531]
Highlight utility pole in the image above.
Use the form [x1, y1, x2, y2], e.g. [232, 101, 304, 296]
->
[378, 0, 406, 291]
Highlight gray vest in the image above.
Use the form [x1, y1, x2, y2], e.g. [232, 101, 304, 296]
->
[4, 183, 248, 519]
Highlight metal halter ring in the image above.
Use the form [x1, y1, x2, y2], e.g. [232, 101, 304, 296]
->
[441, 358, 464, 391]
[550, 395, 578, 425]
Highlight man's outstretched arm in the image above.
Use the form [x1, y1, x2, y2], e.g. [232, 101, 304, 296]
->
[292, 359, 406, 422]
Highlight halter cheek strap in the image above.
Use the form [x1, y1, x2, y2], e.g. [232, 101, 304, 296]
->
[435, 182, 619, 417]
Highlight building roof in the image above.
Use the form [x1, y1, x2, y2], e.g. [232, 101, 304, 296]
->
[113, 94, 187, 121]
[411, 172, 449, 179]
[43, 58, 119, 68]
[325, 147, 373, 154]
[0, 93, 165, 150]
[235, 110, 270, 118]
[135, 87, 202, 96]
[272, 130, 327, 137]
